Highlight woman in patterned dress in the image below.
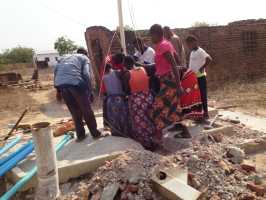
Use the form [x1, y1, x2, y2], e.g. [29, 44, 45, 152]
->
[149, 24, 184, 140]
[102, 64, 130, 137]
[122, 56, 156, 150]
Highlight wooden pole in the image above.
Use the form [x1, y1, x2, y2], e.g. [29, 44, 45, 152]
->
[117, 0, 127, 54]
[32, 122, 60, 200]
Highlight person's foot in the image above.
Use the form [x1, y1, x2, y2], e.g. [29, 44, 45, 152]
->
[91, 130, 102, 139]
[168, 123, 184, 132]
[204, 113, 209, 120]
[75, 134, 88, 142]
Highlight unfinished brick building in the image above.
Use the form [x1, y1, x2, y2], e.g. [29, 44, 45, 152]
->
[85, 19, 266, 86]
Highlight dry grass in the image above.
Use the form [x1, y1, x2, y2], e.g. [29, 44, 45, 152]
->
[209, 77, 266, 117]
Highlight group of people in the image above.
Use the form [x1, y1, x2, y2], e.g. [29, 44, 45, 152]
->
[53, 23, 212, 151]
[101, 24, 212, 150]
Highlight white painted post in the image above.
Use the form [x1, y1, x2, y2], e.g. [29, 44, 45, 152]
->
[32, 122, 60, 200]
[117, 0, 127, 54]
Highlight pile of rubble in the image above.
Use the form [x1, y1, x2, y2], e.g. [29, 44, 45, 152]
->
[61, 150, 175, 200]
[59, 125, 266, 200]
[174, 142, 265, 200]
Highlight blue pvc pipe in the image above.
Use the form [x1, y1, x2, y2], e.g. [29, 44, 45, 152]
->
[0, 134, 72, 200]
[0, 143, 34, 177]
[0, 136, 22, 156]
[0, 141, 33, 166]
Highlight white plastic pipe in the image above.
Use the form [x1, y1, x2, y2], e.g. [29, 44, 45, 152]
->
[117, 0, 127, 54]
[32, 122, 60, 200]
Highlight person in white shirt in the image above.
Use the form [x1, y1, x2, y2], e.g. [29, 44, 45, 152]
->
[133, 38, 155, 65]
[186, 35, 212, 119]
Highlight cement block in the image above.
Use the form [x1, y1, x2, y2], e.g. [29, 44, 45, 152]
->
[162, 167, 188, 184]
[152, 167, 201, 200]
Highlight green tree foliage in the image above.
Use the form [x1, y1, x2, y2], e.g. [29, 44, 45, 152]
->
[0, 47, 34, 64]
[116, 25, 134, 32]
[54, 36, 78, 56]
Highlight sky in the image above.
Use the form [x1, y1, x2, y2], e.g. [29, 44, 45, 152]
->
[1, 0, 266, 52]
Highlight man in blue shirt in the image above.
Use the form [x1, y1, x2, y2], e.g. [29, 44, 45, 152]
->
[54, 47, 101, 141]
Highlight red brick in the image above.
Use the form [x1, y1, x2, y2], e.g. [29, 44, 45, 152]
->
[247, 183, 265, 196]
[241, 164, 256, 173]
[126, 184, 138, 193]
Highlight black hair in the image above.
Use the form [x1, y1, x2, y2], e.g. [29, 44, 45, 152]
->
[77, 47, 88, 56]
[123, 56, 135, 70]
[112, 53, 125, 64]
[105, 63, 112, 72]
[163, 26, 171, 32]
[185, 35, 198, 43]
[149, 24, 164, 37]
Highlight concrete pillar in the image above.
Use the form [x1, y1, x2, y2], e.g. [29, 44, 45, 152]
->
[32, 122, 60, 200]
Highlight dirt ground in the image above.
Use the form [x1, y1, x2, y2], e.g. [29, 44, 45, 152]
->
[209, 77, 266, 117]
[0, 67, 101, 137]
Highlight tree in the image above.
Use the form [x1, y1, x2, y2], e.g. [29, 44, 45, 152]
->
[0, 47, 34, 64]
[191, 21, 210, 27]
[54, 36, 78, 56]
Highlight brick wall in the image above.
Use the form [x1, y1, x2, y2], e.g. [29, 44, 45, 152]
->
[85, 20, 266, 86]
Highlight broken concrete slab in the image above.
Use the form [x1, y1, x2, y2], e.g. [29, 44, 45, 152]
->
[238, 138, 266, 154]
[5, 136, 143, 191]
[244, 152, 266, 173]
[219, 110, 266, 132]
[100, 183, 120, 200]
[162, 122, 234, 152]
[209, 107, 218, 118]
[152, 167, 201, 200]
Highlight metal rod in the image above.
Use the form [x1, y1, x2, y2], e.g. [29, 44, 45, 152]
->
[3, 109, 28, 141]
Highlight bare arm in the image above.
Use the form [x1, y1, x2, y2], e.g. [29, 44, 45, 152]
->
[171, 37, 182, 66]
[163, 51, 181, 88]
[199, 57, 212, 72]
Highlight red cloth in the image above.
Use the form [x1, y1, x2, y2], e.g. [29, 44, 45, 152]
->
[155, 39, 176, 76]
[180, 70, 203, 120]
[111, 62, 124, 70]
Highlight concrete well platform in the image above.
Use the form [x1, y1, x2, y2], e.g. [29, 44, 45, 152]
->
[162, 108, 233, 153]
[5, 135, 143, 191]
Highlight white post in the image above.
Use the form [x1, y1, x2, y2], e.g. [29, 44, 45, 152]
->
[117, 0, 127, 54]
[32, 122, 60, 200]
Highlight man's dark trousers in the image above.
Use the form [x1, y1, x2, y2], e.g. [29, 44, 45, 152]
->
[61, 87, 98, 139]
[197, 76, 209, 118]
